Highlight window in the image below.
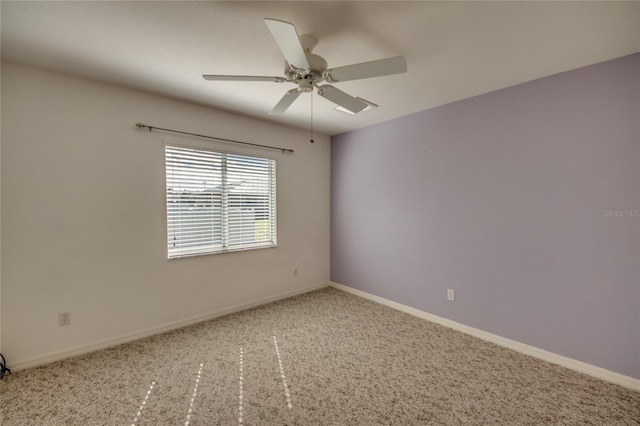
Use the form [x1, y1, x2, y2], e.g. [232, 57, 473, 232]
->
[165, 145, 277, 258]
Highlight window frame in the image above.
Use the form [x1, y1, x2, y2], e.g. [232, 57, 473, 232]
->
[164, 143, 277, 259]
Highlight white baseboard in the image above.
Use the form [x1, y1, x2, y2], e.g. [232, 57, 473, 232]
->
[329, 281, 640, 392]
[10, 282, 329, 372]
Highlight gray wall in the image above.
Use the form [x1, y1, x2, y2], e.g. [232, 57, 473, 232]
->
[331, 53, 640, 378]
[1, 62, 330, 367]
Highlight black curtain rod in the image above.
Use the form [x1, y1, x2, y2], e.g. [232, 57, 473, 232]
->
[135, 123, 294, 153]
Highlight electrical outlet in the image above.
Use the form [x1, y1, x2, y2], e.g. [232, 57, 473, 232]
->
[447, 289, 455, 301]
[59, 311, 71, 326]
[293, 267, 299, 277]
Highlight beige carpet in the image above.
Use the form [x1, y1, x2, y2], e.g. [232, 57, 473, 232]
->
[1, 287, 638, 425]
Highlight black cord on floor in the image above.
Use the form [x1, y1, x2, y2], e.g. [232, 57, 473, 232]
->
[0, 353, 11, 379]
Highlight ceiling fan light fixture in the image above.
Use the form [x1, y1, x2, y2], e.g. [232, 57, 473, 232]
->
[334, 97, 378, 115]
[297, 78, 313, 92]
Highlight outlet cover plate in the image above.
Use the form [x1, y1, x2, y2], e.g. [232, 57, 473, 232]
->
[59, 311, 71, 326]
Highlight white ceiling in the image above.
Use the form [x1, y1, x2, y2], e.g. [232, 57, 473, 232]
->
[2, 1, 639, 136]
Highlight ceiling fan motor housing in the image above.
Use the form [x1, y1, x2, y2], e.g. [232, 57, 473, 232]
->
[286, 52, 328, 83]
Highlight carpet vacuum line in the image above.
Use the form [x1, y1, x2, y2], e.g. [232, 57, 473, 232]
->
[131, 380, 156, 426]
[239, 347, 245, 425]
[273, 335, 293, 409]
[185, 362, 205, 426]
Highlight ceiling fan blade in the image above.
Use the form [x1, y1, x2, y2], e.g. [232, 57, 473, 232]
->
[316, 85, 368, 114]
[270, 88, 301, 114]
[264, 18, 310, 71]
[203, 75, 287, 82]
[325, 56, 407, 82]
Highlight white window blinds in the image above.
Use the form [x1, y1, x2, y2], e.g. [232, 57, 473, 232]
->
[165, 145, 277, 258]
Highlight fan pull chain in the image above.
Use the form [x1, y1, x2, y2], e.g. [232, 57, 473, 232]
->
[309, 91, 315, 144]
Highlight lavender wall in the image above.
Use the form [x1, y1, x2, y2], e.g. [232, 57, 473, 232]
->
[331, 53, 640, 379]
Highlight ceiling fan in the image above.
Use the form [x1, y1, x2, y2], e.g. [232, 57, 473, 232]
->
[203, 18, 408, 115]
